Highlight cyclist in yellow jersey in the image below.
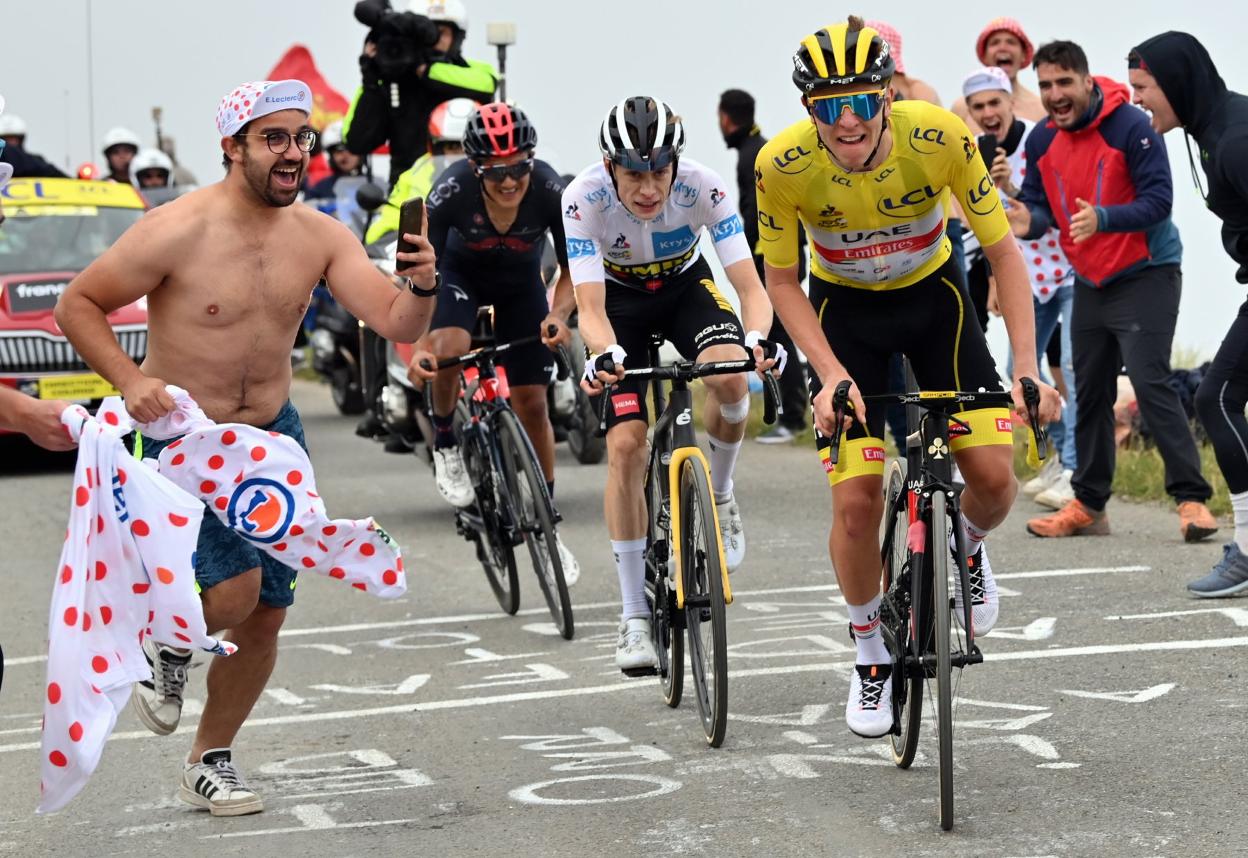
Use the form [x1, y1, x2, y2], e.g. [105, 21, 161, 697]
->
[757, 17, 1060, 738]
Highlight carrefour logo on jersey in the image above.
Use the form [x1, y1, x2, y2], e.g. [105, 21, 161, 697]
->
[566, 238, 597, 259]
[651, 226, 697, 256]
[710, 214, 744, 242]
[671, 181, 699, 208]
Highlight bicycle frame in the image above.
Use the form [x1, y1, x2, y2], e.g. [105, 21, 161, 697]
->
[645, 369, 732, 610]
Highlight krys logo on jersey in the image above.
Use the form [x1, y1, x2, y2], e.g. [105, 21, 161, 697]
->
[584, 185, 613, 212]
[228, 478, 296, 545]
[671, 180, 699, 208]
[651, 225, 697, 256]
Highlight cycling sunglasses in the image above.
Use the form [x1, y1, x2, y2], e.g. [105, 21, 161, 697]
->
[475, 158, 534, 182]
[611, 147, 678, 173]
[809, 89, 887, 123]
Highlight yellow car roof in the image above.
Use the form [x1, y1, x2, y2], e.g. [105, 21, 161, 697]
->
[0, 177, 146, 209]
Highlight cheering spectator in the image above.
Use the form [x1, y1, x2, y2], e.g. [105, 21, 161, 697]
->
[1010, 40, 1218, 541]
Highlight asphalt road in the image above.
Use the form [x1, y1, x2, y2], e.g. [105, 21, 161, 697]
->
[1, 379, 1244, 857]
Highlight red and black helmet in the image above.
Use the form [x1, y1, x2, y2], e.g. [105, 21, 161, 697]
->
[462, 102, 538, 159]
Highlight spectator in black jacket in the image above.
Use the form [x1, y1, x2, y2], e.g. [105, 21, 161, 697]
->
[719, 88, 809, 442]
[0, 109, 66, 179]
[343, 0, 495, 188]
[1130, 32, 1248, 595]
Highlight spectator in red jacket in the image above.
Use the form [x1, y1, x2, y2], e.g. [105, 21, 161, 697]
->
[1010, 40, 1218, 542]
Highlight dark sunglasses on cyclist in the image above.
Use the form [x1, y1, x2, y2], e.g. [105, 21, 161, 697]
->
[809, 89, 887, 124]
[235, 129, 318, 155]
[474, 158, 534, 182]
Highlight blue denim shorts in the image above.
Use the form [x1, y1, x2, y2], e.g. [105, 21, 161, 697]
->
[135, 401, 307, 608]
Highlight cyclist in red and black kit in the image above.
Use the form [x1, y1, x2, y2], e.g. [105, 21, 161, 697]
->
[408, 102, 580, 581]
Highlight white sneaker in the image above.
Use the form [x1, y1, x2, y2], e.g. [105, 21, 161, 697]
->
[555, 534, 580, 587]
[131, 637, 192, 736]
[954, 543, 999, 634]
[433, 447, 475, 507]
[715, 495, 745, 572]
[615, 617, 658, 674]
[846, 663, 894, 738]
[179, 748, 264, 817]
[1035, 469, 1075, 510]
[1022, 457, 1062, 498]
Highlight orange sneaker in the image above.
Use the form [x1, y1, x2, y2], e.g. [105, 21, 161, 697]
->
[1178, 501, 1219, 543]
[1026, 499, 1110, 538]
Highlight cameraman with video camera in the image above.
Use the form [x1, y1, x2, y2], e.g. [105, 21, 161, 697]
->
[343, 0, 497, 188]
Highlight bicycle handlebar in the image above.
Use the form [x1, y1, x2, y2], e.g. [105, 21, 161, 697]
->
[592, 355, 783, 437]
[419, 324, 571, 377]
[824, 378, 1049, 466]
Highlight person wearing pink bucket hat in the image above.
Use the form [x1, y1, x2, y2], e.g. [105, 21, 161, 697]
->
[51, 77, 443, 816]
[954, 17, 1046, 131]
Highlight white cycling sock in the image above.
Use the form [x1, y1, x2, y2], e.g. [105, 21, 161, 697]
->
[612, 537, 649, 619]
[1233, 490, 1248, 554]
[847, 596, 890, 664]
[707, 435, 742, 503]
[951, 514, 991, 558]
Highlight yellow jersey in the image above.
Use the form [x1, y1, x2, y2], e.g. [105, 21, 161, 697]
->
[755, 101, 1009, 290]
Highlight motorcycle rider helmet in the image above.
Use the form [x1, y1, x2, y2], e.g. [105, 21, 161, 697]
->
[792, 17, 896, 97]
[101, 126, 142, 155]
[320, 120, 346, 151]
[412, 0, 468, 33]
[0, 111, 27, 140]
[463, 103, 537, 159]
[598, 95, 685, 173]
[429, 99, 478, 145]
[129, 149, 175, 189]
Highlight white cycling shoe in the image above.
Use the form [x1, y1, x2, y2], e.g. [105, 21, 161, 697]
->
[715, 494, 745, 572]
[953, 543, 999, 634]
[433, 447, 475, 507]
[845, 663, 894, 738]
[615, 617, 658, 675]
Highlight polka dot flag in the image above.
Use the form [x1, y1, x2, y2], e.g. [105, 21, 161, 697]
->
[40, 406, 236, 815]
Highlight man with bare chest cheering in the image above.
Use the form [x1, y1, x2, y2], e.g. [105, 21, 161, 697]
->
[54, 79, 439, 816]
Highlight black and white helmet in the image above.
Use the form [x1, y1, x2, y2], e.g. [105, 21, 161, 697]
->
[598, 96, 685, 172]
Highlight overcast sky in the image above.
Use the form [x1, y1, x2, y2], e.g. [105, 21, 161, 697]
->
[3, 0, 1244, 362]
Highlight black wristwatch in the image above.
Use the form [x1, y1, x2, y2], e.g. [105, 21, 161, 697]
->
[406, 271, 440, 297]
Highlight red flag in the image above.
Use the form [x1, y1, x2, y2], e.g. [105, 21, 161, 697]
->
[267, 45, 350, 131]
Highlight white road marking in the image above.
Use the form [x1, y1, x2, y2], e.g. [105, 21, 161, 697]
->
[264, 688, 308, 706]
[1107, 607, 1248, 626]
[1, 567, 1153, 670]
[984, 617, 1056, 641]
[508, 774, 682, 806]
[1058, 684, 1176, 703]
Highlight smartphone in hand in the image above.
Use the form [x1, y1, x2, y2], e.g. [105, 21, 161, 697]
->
[397, 197, 425, 257]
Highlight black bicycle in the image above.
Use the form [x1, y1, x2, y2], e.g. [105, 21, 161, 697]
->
[422, 328, 575, 639]
[826, 376, 1047, 830]
[596, 336, 780, 747]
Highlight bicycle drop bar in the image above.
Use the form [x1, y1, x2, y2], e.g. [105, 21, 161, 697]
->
[592, 355, 783, 436]
[824, 379, 1049, 466]
[419, 324, 571, 376]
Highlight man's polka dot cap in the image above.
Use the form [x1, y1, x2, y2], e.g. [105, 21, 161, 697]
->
[215, 79, 311, 138]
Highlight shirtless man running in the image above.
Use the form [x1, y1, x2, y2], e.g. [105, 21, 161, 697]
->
[54, 79, 439, 816]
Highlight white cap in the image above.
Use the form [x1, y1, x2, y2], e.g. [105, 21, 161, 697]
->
[962, 66, 1012, 100]
[414, 0, 468, 31]
[0, 111, 29, 138]
[216, 80, 312, 138]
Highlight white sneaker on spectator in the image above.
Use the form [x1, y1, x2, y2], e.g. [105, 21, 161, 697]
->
[179, 748, 264, 817]
[1035, 469, 1075, 510]
[1022, 457, 1063, 498]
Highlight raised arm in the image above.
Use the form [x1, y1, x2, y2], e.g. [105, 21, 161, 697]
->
[322, 214, 437, 344]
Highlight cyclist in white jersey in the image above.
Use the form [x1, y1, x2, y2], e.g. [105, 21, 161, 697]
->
[566, 96, 784, 674]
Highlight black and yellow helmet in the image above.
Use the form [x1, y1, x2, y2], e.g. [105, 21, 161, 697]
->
[792, 17, 896, 96]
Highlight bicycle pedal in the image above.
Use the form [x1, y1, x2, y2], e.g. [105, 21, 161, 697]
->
[620, 665, 659, 678]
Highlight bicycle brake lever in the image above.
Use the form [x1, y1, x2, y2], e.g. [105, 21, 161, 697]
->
[762, 371, 781, 426]
[595, 383, 613, 437]
[827, 379, 853, 466]
[553, 345, 571, 381]
[1019, 376, 1049, 462]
